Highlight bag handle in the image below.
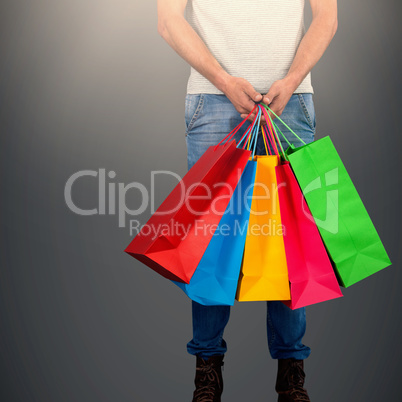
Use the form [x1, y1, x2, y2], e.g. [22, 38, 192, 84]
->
[261, 125, 270, 155]
[238, 107, 260, 150]
[261, 115, 280, 156]
[241, 107, 262, 158]
[261, 125, 280, 155]
[260, 104, 307, 150]
[241, 105, 281, 158]
[216, 105, 258, 148]
[259, 105, 290, 161]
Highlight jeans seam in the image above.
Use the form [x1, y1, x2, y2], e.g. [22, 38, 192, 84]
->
[185, 94, 204, 136]
[297, 94, 315, 132]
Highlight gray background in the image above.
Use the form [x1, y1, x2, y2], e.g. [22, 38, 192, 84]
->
[1, 1, 401, 401]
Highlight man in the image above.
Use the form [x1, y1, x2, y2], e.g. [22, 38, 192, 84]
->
[157, 1, 338, 401]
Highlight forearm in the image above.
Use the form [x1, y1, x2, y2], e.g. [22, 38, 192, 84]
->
[157, 10, 230, 92]
[157, 1, 262, 114]
[285, 7, 338, 90]
[260, 1, 337, 116]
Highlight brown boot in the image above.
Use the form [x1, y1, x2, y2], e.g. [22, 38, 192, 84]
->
[192, 355, 224, 402]
[276, 358, 310, 401]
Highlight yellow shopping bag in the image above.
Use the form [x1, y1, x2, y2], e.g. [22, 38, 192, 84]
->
[236, 155, 291, 301]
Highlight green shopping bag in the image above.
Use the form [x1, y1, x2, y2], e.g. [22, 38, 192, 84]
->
[261, 104, 391, 287]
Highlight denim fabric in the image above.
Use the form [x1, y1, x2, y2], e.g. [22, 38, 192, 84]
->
[185, 94, 314, 360]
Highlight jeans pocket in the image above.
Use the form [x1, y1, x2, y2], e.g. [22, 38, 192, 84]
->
[185, 94, 205, 136]
[297, 94, 316, 132]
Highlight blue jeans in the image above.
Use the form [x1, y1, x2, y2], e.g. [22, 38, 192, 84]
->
[184, 94, 315, 360]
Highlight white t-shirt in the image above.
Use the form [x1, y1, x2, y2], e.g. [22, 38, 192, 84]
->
[185, 0, 314, 95]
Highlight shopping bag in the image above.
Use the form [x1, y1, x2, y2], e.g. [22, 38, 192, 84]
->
[173, 160, 257, 305]
[262, 104, 391, 287]
[276, 161, 343, 308]
[258, 104, 342, 308]
[236, 154, 291, 301]
[125, 139, 251, 283]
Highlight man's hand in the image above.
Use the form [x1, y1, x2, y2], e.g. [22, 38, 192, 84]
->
[240, 0, 338, 124]
[223, 77, 262, 117]
[262, 77, 298, 118]
[240, 77, 298, 123]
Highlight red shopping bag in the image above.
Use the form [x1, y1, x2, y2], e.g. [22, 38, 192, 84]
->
[125, 139, 251, 283]
[276, 161, 343, 309]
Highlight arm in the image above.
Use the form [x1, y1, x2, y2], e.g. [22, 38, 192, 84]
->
[157, 0, 262, 116]
[242, 0, 338, 120]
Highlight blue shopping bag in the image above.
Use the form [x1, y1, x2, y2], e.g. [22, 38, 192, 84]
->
[173, 160, 256, 305]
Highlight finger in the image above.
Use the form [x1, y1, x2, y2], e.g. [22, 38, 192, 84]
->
[262, 95, 270, 105]
[263, 86, 280, 106]
[237, 107, 250, 115]
[267, 110, 276, 120]
[241, 114, 254, 121]
[241, 110, 256, 118]
[242, 107, 265, 120]
[264, 97, 283, 120]
[243, 99, 258, 114]
[241, 113, 266, 126]
[258, 105, 274, 123]
[241, 100, 260, 115]
[243, 83, 262, 103]
[269, 106, 283, 119]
